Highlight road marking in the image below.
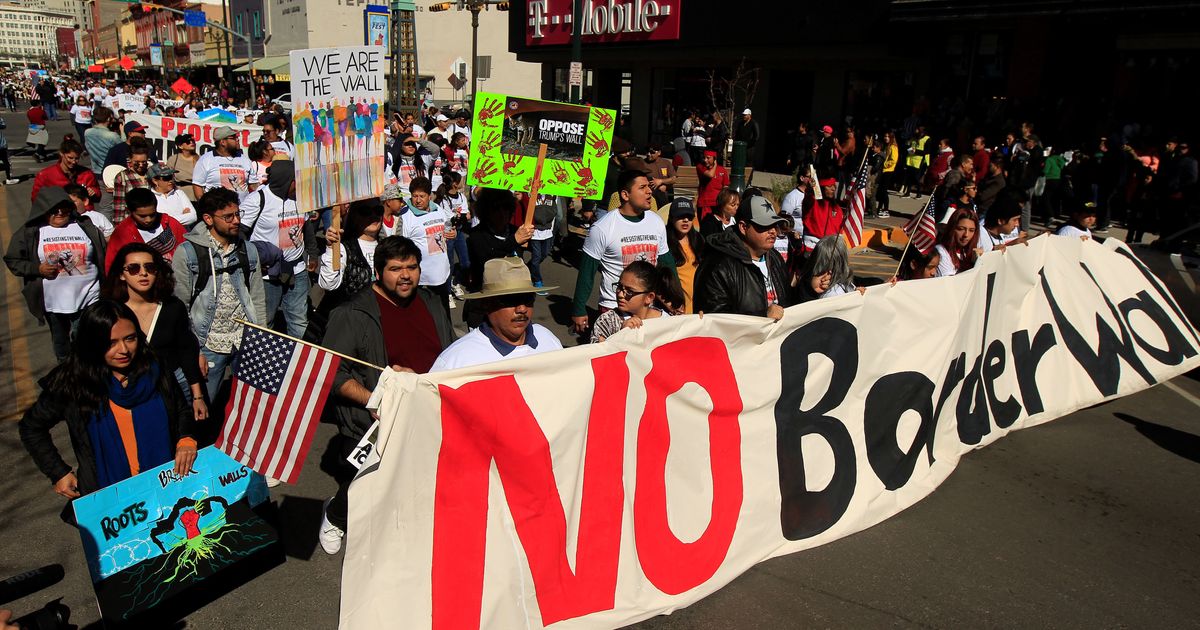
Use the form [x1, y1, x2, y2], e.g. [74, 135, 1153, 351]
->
[0, 188, 37, 420]
[1163, 380, 1200, 410]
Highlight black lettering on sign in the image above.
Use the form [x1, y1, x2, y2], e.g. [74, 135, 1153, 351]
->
[100, 501, 149, 541]
[218, 466, 249, 487]
[1118, 290, 1197, 366]
[982, 339, 1022, 429]
[864, 372, 936, 491]
[1112, 247, 1200, 344]
[776, 318, 857, 541]
[956, 272, 1000, 446]
[1010, 324, 1057, 416]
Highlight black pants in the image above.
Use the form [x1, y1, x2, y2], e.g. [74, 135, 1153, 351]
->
[876, 171, 893, 212]
[325, 434, 360, 531]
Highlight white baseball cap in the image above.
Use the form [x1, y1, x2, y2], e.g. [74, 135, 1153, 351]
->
[742, 108, 752, 115]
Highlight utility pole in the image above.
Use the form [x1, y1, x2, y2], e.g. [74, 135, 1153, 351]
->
[221, 0, 232, 90]
[469, 3, 479, 106]
[133, 1, 256, 106]
[570, 0, 582, 103]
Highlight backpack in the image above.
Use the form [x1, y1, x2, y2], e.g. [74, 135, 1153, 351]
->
[187, 240, 254, 308]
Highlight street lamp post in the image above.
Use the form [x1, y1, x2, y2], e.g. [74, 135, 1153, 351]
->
[134, 1, 255, 106]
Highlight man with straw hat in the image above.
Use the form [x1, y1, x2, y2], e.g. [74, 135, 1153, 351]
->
[431, 257, 563, 372]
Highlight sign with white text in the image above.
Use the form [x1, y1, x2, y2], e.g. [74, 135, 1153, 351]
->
[341, 237, 1200, 628]
[526, 0, 682, 46]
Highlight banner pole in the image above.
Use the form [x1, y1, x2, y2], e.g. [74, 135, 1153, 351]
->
[234, 319, 385, 371]
[524, 143, 549, 227]
[330, 204, 343, 271]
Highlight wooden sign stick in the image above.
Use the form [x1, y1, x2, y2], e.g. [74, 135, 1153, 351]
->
[330, 204, 343, 271]
[524, 143, 549, 227]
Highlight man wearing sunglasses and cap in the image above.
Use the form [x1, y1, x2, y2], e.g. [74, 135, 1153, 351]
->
[192, 125, 259, 202]
[431, 256, 563, 372]
[694, 195, 794, 321]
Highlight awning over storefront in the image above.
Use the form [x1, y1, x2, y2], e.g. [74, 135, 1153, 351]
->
[233, 56, 290, 74]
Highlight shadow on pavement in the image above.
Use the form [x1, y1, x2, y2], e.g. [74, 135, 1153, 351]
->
[276, 495, 325, 561]
[1114, 412, 1200, 464]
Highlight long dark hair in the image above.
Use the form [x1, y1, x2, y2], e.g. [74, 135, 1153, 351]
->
[102, 242, 176, 303]
[45, 300, 155, 418]
[937, 208, 980, 273]
[667, 215, 703, 267]
[622, 260, 685, 313]
[898, 246, 940, 281]
[434, 171, 463, 205]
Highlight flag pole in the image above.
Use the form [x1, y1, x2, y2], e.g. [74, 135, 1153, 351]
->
[234, 319, 386, 371]
[892, 184, 940, 280]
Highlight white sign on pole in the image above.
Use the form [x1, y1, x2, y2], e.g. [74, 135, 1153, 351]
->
[569, 61, 583, 87]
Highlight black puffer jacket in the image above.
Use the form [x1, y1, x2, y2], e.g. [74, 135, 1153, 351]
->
[694, 227, 792, 317]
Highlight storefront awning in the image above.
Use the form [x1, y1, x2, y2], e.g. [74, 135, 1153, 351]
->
[234, 56, 290, 74]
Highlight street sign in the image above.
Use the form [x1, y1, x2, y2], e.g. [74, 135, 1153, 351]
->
[150, 44, 163, 66]
[569, 61, 582, 88]
[184, 9, 206, 27]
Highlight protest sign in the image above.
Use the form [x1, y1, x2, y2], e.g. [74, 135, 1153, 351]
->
[117, 93, 145, 113]
[127, 113, 262, 159]
[341, 237, 1200, 629]
[466, 92, 616, 200]
[289, 46, 387, 215]
[73, 446, 275, 622]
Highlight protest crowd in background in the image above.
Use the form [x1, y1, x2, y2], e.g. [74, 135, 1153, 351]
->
[2, 63, 1198, 621]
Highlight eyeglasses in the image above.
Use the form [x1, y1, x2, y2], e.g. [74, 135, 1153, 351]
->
[123, 262, 159, 275]
[496, 293, 536, 308]
[613, 283, 650, 298]
[214, 210, 241, 222]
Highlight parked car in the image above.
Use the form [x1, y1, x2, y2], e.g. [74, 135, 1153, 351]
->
[272, 93, 292, 112]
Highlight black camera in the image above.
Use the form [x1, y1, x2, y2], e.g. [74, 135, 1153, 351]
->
[0, 565, 74, 630]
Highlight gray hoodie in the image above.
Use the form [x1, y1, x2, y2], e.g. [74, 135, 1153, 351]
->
[170, 221, 267, 346]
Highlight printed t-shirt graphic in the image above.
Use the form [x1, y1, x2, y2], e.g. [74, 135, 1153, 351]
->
[401, 206, 453, 286]
[38, 224, 100, 313]
[582, 210, 670, 309]
[220, 166, 249, 193]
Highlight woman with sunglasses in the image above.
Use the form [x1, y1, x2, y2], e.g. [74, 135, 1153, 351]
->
[5, 187, 106, 361]
[18, 299, 197, 506]
[166, 133, 200, 201]
[102, 242, 208, 421]
[590, 260, 683, 343]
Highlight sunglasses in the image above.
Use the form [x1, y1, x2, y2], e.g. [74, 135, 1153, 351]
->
[496, 293, 536, 308]
[613, 283, 650, 298]
[49, 207, 73, 216]
[403, 142, 417, 148]
[123, 262, 159, 275]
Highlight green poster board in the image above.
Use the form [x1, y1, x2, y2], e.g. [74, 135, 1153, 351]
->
[466, 92, 616, 200]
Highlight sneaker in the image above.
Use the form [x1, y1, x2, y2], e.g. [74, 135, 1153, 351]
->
[2, 178, 17, 185]
[452, 283, 466, 299]
[266, 476, 281, 488]
[448, 298, 457, 309]
[534, 280, 549, 296]
[877, 210, 890, 218]
[319, 498, 345, 554]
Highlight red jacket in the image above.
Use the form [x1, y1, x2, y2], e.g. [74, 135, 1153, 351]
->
[973, 149, 990, 183]
[802, 199, 845, 252]
[31, 164, 101, 211]
[105, 214, 188, 272]
[696, 163, 729, 214]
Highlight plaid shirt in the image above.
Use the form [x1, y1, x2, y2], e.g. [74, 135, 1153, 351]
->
[112, 169, 149, 224]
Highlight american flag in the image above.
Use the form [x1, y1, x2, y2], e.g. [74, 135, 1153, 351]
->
[842, 158, 871, 248]
[216, 326, 341, 484]
[903, 193, 939, 254]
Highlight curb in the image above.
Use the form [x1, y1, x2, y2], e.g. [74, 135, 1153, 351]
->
[845, 227, 909, 251]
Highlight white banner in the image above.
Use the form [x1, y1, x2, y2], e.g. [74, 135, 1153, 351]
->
[341, 237, 1200, 629]
[289, 46, 386, 214]
[127, 113, 262, 160]
[117, 93, 146, 113]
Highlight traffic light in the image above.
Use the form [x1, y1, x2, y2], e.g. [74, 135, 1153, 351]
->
[428, 2, 452, 11]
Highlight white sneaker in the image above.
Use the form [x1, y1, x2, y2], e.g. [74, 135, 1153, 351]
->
[452, 283, 466, 299]
[3, 178, 17, 185]
[266, 476, 281, 488]
[319, 498, 345, 554]
[448, 298, 457, 309]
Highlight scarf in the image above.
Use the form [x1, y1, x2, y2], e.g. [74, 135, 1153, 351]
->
[87, 361, 174, 489]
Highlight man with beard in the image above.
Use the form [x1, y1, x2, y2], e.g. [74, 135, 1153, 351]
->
[431, 256, 562, 371]
[318, 236, 457, 554]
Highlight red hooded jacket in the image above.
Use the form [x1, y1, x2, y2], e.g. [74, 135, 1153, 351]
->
[104, 214, 188, 272]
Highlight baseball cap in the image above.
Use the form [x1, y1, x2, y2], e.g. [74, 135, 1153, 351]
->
[124, 121, 146, 135]
[380, 183, 403, 201]
[435, 113, 449, 122]
[213, 126, 237, 141]
[821, 125, 834, 134]
[736, 195, 793, 230]
[742, 108, 752, 115]
[668, 197, 696, 220]
[148, 163, 177, 178]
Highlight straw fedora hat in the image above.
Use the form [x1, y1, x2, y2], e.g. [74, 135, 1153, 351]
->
[463, 256, 557, 300]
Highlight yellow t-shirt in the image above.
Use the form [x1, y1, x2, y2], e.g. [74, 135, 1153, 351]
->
[676, 237, 697, 314]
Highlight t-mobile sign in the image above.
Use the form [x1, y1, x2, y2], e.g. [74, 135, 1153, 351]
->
[525, 0, 681, 46]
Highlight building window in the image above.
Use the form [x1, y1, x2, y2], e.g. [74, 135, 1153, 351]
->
[253, 11, 261, 38]
[234, 14, 242, 35]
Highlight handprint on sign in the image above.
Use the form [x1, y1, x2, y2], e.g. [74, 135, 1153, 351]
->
[573, 183, 598, 198]
[592, 109, 614, 132]
[501, 152, 526, 177]
[573, 163, 594, 187]
[473, 160, 498, 184]
[476, 130, 500, 154]
[587, 131, 609, 157]
[477, 97, 503, 127]
[551, 163, 570, 183]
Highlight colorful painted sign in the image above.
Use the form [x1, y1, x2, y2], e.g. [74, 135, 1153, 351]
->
[466, 92, 615, 200]
[73, 446, 275, 621]
[289, 46, 387, 215]
[365, 5, 390, 57]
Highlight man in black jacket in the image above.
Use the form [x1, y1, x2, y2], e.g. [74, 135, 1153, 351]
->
[694, 195, 793, 319]
[318, 235, 457, 554]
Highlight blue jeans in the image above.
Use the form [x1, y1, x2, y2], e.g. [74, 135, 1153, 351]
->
[45, 311, 80, 362]
[202, 346, 239, 404]
[264, 268, 310, 338]
[448, 231, 470, 285]
[45, 101, 57, 120]
[527, 238, 551, 284]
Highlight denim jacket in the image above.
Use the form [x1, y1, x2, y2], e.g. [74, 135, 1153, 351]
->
[171, 222, 267, 346]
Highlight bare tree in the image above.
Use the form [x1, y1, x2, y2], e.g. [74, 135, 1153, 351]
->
[708, 58, 760, 157]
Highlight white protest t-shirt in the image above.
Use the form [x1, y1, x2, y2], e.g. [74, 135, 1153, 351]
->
[83, 211, 114, 239]
[38, 223, 100, 314]
[70, 104, 92, 125]
[401, 205, 453, 286]
[241, 188, 306, 270]
[192, 151, 259, 200]
[1055, 224, 1091, 239]
[269, 140, 295, 159]
[439, 192, 468, 222]
[781, 188, 805, 225]
[582, 210, 670, 309]
[429, 155, 445, 192]
[319, 237, 378, 291]
[394, 155, 419, 198]
[154, 188, 197, 227]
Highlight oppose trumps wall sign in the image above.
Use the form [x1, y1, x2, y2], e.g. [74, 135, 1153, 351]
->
[340, 237, 1199, 629]
[526, 0, 682, 46]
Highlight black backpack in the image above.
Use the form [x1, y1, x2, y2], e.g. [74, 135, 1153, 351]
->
[187, 240, 254, 307]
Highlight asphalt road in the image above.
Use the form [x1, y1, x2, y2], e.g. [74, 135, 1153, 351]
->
[2, 117, 1198, 629]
